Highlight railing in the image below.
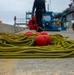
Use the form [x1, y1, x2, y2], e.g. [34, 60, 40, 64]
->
[14, 17, 26, 25]
[14, 12, 32, 32]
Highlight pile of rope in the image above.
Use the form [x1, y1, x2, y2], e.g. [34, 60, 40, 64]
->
[0, 32, 74, 58]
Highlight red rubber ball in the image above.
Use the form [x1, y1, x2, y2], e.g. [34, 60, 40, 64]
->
[41, 31, 48, 35]
[43, 35, 51, 45]
[25, 32, 33, 37]
[35, 35, 47, 46]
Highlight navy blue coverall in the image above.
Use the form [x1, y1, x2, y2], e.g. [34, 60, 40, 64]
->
[32, 0, 46, 29]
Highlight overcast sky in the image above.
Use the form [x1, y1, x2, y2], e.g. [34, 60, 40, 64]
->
[0, 0, 71, 25]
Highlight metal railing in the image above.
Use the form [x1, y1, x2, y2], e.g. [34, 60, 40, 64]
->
[14, 12, 32, 32]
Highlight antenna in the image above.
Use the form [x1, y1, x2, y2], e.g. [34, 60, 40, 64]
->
[47, 4, 49, 11]
[49, 0, 51, 11]
[47, 0, 51, 11]
[50, 0, 51, 11]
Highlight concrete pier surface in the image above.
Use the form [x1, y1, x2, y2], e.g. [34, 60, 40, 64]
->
[0, 29, 74, 75]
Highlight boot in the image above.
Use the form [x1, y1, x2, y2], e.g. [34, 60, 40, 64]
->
[36, 27, 44, 32]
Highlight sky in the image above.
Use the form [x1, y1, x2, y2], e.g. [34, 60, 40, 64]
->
[0, 0, 71, 25]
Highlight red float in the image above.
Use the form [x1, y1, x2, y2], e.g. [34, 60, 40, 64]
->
[35, 32, 41, 36]
[41, 31, 48, 35]
[35, 35, 47, 46]
[44, 35, 51, 45]
[25, 32, 33, 37]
